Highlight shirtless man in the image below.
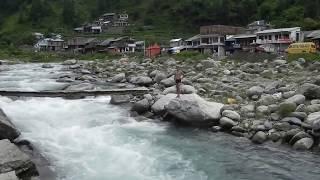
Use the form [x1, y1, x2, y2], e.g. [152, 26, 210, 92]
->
[174, 69, 184, 98]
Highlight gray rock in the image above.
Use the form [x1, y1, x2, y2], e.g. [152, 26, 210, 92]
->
[288, 112, 307, 120]
[110, 95, 131, 105]
[247, 86, 264, 97]
[211, 126, 222, 132]
[306, 104, 320, 113]
[154, 72, 167, 84]
[130, 76, 153, 86]
[219, 117, 237, 129]
[311, 99, 320, 105]
[240, 104, 255, 113]
[269, 132, 282, 142]
[298, 83, 320, 100]
[273, 59, 287, 65]
[111, 73, 126, 83]
[271, 113, 281, 121]
[257, 106, 270, 115]
[269, 104, 280, 113]
[160, 77, 176, 87]
[296, 104, 306, 112]
[131, 99, 150, 114]
[201, 59, 219, 67]
[274, 122, 292, 131]
[252, 131, 267, 144]
[65, 83, 95, 91]
[151, 94, 176, 114]
[278, 102, 297, 117]
[41, 64, 54, 69]
[284, 129, 301, 142]
[281, 117, 302, 126]
[222, 110, 241, 121]
[258, 95, 279, 106]
[166, 94, 224, 126]
[163, 85, 197, 95]
[289, 131, 311, 145]
[231, 126, 247, 133]
[0, 109, 20, 141]
[293, 138, 314, 151]
[285, 94, 305, 105]
[77, 75, 96, 82]
[0, 171, 18, 180]
[282, 91, 296, 99]
[62, 59, 77, 65]
[0, 139, 38, 177]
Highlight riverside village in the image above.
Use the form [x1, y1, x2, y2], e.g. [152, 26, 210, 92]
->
[1, 2, 320, 180]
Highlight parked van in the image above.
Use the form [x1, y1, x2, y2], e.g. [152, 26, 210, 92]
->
[286, 42, 317, 54]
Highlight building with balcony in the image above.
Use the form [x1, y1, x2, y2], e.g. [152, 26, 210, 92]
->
[256, 27, 304, 53]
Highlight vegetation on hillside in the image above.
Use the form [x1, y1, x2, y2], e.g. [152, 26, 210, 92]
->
[0, 0, 320, 47]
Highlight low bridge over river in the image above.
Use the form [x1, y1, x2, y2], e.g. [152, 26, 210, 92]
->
[0, 87, 149, 98]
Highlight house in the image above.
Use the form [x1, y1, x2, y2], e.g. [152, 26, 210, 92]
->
[185, 35, 201, 48]
[256, 27, 304, 53]
[146, 44, 161, 58]
[305, 30, 320, 49]
[66, 37, 98, 53]
[97, 37, 137, 53]
[114, 13, 129, 27]
[170, 38, 185, 48]
[47, 38, 64, 51]
[34, 38, 65, 52]
[101, 13, 117, 23]
[230, 34, 257, 51]
[247, 20, 272, 34]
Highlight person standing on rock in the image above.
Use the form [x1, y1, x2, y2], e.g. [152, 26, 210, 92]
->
[175, 68, 184, 98]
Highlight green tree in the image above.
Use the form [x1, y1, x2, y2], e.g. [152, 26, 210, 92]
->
[62, 0, 76, 27]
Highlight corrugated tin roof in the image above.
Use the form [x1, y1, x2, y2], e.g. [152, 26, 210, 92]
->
[256, 27, 301, 34]
[170, 38, 183, 42]
[232, 34, 257, 39]
[307, 30, 320, 38]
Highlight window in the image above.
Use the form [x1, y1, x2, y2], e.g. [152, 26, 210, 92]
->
[269, 35, 272, 40]
[275, 35, 279, 40]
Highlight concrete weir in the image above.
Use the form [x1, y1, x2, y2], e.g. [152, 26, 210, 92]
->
[0, 87, 149, 98]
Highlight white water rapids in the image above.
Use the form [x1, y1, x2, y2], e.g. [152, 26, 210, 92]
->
[0, 63, 320, 180]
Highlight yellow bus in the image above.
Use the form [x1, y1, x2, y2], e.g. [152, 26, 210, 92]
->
[286, 42, 317, 54]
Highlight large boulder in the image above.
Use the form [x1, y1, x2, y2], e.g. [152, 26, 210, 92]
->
[251, 131, 267, 144]
[0, 109, 20, 141]
[219, 117, 237, 129]
[154, 72, 167, 84]
[285, 94, 306, 105]
[62, 59, 77, 65]
[165, 94, 224, 126]
[151, 94, 177, 115]
[0, 171, 19, 180]
[163, 85, 197, 95]
[293, 138, 314, 151]
[110, 95, 131, 105]
[0, 140, 38, 178]
[111, 73, 126, 83]
[305, 112, 320, 125]
[298, 83, 320, 100]
[131, 99, 150, 114]
[130, 76, 153, 86]
[160, 77, 176, 87]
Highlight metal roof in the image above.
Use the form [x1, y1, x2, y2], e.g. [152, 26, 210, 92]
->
[307, 30, 320, 38]
[256, 27, 301, 34]
[232, 34, 257, 39]
[170, 38, 183, 42]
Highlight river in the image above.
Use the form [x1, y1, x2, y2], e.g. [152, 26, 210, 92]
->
[0, 63, 319, 180]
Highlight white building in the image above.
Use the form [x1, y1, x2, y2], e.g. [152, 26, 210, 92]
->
[256, 27, 304, 52]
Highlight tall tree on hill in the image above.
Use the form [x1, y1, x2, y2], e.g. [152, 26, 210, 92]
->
[62, 0, 76, 27]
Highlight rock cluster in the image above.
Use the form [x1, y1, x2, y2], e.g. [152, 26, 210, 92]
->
[0, 109, 39, 179]
[63, 56, 320, 152]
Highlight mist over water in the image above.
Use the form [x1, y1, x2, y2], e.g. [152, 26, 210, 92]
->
[0, 64, 320, 180]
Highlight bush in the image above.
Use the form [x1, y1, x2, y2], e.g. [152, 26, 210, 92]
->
[174, 51, 210, 62]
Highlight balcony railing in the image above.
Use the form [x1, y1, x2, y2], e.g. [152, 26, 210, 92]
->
[256, 38, 293, 44]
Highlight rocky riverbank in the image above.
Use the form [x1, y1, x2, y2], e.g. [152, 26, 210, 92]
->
[57, 56, 320, 152]
[0, 109, 40, 180]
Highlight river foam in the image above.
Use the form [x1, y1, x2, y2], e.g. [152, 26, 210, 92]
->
[0, 96, 206, 180]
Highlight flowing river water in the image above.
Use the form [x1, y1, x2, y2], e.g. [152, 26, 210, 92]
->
[0, 63, 320, 180]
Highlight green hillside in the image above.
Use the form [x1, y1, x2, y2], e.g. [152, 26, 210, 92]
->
[0, 0, 320, 46]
